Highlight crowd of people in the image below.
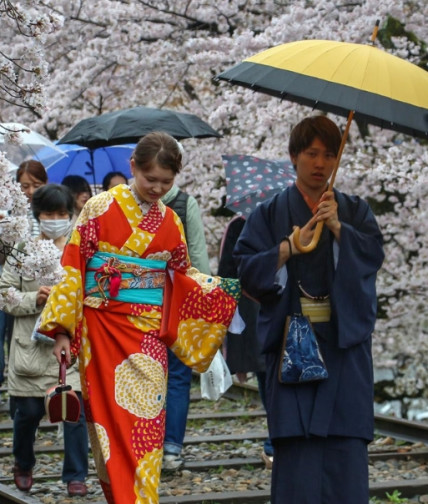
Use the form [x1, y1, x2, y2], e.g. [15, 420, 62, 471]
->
[0, 116, 384, 504]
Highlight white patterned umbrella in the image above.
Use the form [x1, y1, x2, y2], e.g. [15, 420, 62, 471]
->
[0, 122, 66, 169]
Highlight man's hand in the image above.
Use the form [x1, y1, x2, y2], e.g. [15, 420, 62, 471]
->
[315, 191, 341, 241]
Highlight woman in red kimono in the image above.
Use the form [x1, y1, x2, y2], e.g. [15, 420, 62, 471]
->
[38, 132, 240, 504]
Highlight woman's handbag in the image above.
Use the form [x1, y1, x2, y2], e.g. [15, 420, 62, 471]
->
[45, 351, 81, 423]
[278, 314, 328, 384]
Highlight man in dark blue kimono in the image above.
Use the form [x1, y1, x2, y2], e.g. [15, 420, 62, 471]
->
[233, 116, 384, 504]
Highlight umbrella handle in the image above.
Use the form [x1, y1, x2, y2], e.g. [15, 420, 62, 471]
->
[292, 221, 324, 254]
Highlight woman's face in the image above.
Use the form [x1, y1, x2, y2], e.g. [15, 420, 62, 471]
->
[74, 191, 91, 213]
[131, 160, 175, 203]
[19, 172, 46, 202]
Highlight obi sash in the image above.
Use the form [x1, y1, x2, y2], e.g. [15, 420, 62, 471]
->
[85, 252, 167, 306]
[300, 297, 331, 323]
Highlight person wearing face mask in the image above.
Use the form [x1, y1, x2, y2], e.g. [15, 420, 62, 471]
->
[0, 184, 89, 497]
[39, 216, 72, 240]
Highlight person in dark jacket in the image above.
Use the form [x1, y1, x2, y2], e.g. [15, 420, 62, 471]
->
[218, 215, 273, 467]
[233, 115, 384, 504]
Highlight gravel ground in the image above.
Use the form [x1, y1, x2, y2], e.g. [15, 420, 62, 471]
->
[1, 382, 428, 503]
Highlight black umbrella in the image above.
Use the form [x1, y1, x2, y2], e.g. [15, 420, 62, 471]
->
[58, 106, 221, 149]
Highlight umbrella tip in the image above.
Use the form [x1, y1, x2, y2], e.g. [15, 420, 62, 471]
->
[370, 19, 380, 44]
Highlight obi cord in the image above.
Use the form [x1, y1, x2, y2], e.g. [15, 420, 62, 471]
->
[85, 252, 167, 306]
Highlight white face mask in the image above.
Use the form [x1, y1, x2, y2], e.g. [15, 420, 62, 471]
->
[39, 219, 71, 239]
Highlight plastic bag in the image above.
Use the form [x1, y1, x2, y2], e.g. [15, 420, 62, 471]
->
[200, 350, 233, 401]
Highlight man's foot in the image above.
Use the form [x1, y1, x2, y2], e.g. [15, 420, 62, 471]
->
[67, 480, 88, 497]
[162, 453, 184, 471]
[261, 451, 273, 470]
[13, 465, 33, 492]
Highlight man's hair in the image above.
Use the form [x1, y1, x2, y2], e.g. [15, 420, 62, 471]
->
[288, 115, 342, 160]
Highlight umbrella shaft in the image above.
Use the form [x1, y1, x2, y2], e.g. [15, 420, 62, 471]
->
[328, 110, 354, 191]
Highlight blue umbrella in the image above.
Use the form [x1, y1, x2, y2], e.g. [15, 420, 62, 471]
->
[37, 143, 135, 186]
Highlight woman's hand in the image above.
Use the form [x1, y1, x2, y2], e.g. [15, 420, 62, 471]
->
[36, 286, 51, 306]
[53, 332, 72, 366]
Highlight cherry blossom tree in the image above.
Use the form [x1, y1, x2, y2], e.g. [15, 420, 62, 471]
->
[1, 0, 427, 402]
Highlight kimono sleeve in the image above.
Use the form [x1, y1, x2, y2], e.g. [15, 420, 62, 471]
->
[233, 201, 284, 302]
[160, 224, 240, 372]
[332, 196, 385, 348]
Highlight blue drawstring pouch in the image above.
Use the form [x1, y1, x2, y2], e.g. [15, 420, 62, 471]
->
[278, 314, 328, 384]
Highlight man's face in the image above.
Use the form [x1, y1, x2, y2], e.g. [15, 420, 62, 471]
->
[291, 137, 337, 196]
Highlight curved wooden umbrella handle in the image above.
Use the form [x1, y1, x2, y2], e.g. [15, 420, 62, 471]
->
[292, 221, 325, 253]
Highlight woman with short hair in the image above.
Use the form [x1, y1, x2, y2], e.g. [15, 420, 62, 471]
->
[0, 183, 89, 497]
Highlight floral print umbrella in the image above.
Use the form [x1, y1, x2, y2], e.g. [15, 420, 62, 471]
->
[222, 154, 296, 217]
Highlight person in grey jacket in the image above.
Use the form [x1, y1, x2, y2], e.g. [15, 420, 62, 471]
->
[0, 184, 89, 497]
[161, 184, 211, 470]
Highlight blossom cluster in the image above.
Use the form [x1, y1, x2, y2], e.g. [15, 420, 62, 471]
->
[0, 152, 64, 309]
[0, 0, 427, 395]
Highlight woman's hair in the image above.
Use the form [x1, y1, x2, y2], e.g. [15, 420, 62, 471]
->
[32, 183, 74, 221]
[16, 160, 48, 184]
[288, 115, 342, 160]
[132, 131, 182, 174]
[102, 171, 128, 191]
[61, 175, 93, 197]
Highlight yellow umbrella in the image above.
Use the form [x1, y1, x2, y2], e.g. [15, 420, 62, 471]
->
[216, 23, 428, 251]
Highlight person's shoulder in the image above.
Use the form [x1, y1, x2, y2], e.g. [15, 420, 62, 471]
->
[335, 190, 367, 207]
[161, 185, 179, 204]
[335, 190, 373, 222]
[252, 186, 290, 218]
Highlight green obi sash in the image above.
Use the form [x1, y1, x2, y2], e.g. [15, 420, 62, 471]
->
[85, 252, 167, 306]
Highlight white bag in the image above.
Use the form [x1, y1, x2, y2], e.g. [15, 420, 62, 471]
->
[200, 350, 233, 401]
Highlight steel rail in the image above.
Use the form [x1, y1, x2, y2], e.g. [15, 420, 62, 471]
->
[0, 483, 44, 504]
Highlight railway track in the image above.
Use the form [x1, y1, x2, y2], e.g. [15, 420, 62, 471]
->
[1, 381, 428, 504]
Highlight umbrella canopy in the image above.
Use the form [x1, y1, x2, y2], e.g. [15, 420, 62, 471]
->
[58, 106, 221, 149]
[216, 29, 428, 252]
[0, 122, 66, 169]
[216, 38, 428, 139]
[223, 154, 296, 217]
[37, 143, 135, 185]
